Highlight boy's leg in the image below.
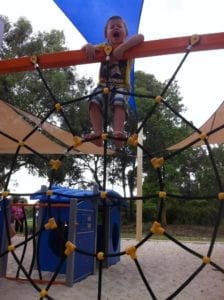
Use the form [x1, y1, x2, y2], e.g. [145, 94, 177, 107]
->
[88, 102, 103, 146]
[113, 105, 125, 133]
[89, 102, 103, 134]
[113, 105, 126, 149]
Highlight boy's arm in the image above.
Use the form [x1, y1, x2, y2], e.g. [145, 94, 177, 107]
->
[113, 34, 144, 60]
[82, 43, 105, 60]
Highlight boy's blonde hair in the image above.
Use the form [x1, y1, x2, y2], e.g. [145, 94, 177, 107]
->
[104, 16, 128, 38]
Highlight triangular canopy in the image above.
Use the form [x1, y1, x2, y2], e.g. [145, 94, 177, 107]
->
[0, 100, 113, 155]
[53, 0, 143, 43]
[168, 100, 224, 150]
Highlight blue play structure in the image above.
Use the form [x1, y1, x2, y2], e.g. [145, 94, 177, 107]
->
[0, 199, 10, 277]
[31, 185, 125, 285]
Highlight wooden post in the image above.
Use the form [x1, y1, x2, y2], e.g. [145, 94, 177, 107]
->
[136, 124, 143, 241]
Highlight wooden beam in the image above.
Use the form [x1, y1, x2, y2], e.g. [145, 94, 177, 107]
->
[0, 32, 224, 74]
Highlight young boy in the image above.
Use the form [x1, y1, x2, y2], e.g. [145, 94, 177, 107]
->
[82, 16, 144, 149]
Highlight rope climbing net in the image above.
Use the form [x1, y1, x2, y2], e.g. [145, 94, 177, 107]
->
[0, 34, 224, 300]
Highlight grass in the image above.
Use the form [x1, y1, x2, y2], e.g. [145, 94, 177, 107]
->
[121, 223, 224, 242]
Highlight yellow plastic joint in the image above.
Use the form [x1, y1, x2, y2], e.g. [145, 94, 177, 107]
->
[18, 141, 25, 147]
[46, 190, 53, 196]
[190, 34, 200, 46]
[30, 55, 38, 65]
[199, 132, 208, 141]
[127, 134, 138, 147]
[73, 135, 83, 148]
[97, 251, 105, 261]
[151, 157, 165, 169]
[2, 191, 9, 198]
[104, 45, 113, 56]
[101, 133, 108, 140]
[150, 221, 165, 235]
[55, 103, 62, 111]
[44, 218, 57, 230]
[49, 159, 62, 170]
[103, 87, 109, 94]
[125, 246, 137, 260]
[159, 191, 167, 199]
[40, 289, 48, 298]
[155, 95, 163, 103]
[202, 256, 211, 264]
[218, 192, 224, 201]
[8, 244, 16, 252]
[64, 241, 76, 256]
[100, 191, 107, 199]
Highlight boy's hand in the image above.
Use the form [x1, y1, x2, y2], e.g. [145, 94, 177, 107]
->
[82, 43, 96, 60]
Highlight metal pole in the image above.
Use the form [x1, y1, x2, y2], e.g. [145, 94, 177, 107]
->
[136, 123, 143, 241]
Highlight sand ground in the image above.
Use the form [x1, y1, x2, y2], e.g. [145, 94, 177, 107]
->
[0, 236, 223, 300]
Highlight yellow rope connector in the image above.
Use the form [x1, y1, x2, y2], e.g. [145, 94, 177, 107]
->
[159, 191, 167, 199]
[199, 132, 208, 141]
[55, 103, 62, 111]
[103, 87, 110, 94]
[104, 45, 113, 56]
[100, 191, 107, 199]
[101, 133, 108, 140]
[73, 135, 83, 148]
[44, 217, 57, 230]
[18, 141, 25, 147]
[64, 241, 76, 256]
[128, 133, 138, 147]
[155, 95, 163, 103]
[49, 159, 62, 170]
[2, 191, 9, 198]
[8, 244, 15, 252]
[151, 157, 165, 169]
[46, 190, 53, 196]
[125, 246, 137, 260]
[97, 251, 105, 261]
[202, 256, 211, 264]
[190, 34, 200, 46]
[218, 192, 224, 201]
[150, 221, 165, 235]
[40, 289, 48, 298]
[30, 55, 38, 65]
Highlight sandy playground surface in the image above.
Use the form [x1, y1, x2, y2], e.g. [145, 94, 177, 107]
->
[0, 236, 223, 300]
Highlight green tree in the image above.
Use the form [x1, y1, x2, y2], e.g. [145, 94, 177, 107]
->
[0, 16, 93, 189]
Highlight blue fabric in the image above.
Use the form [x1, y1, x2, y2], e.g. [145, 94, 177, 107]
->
[53, 0, 144, 112]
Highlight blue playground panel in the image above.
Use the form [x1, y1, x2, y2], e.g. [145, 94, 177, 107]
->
[0, 199, 10, 277]
[97, 205, 121, 267]
[32, 186, 125, 281]
[32, 187, 97, 283]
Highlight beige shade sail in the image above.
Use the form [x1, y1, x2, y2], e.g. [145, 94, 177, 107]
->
[0, 100, 114, 155]
[168, 100, 224, 150]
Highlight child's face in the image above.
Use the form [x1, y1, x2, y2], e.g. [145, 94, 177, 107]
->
[105, 19, 127, 46]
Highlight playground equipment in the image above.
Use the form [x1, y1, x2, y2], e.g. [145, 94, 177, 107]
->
[0, 199, 10, 277]
[29, 185, 124, 286]
[0, 26, 224, 300]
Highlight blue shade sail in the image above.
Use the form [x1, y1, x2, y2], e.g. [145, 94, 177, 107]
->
[53, 0, 144, 112]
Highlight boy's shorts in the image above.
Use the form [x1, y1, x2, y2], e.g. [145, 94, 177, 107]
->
[89, 85, 129, 113]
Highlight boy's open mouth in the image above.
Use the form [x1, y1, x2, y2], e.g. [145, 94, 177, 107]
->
[113, 31, 120, 38]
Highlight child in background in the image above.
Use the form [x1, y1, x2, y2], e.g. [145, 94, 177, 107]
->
[82, 16, 144, 149]
[11, 197, 25, 233]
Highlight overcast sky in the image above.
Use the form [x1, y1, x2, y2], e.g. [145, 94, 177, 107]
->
[1, 0, 224, 193]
